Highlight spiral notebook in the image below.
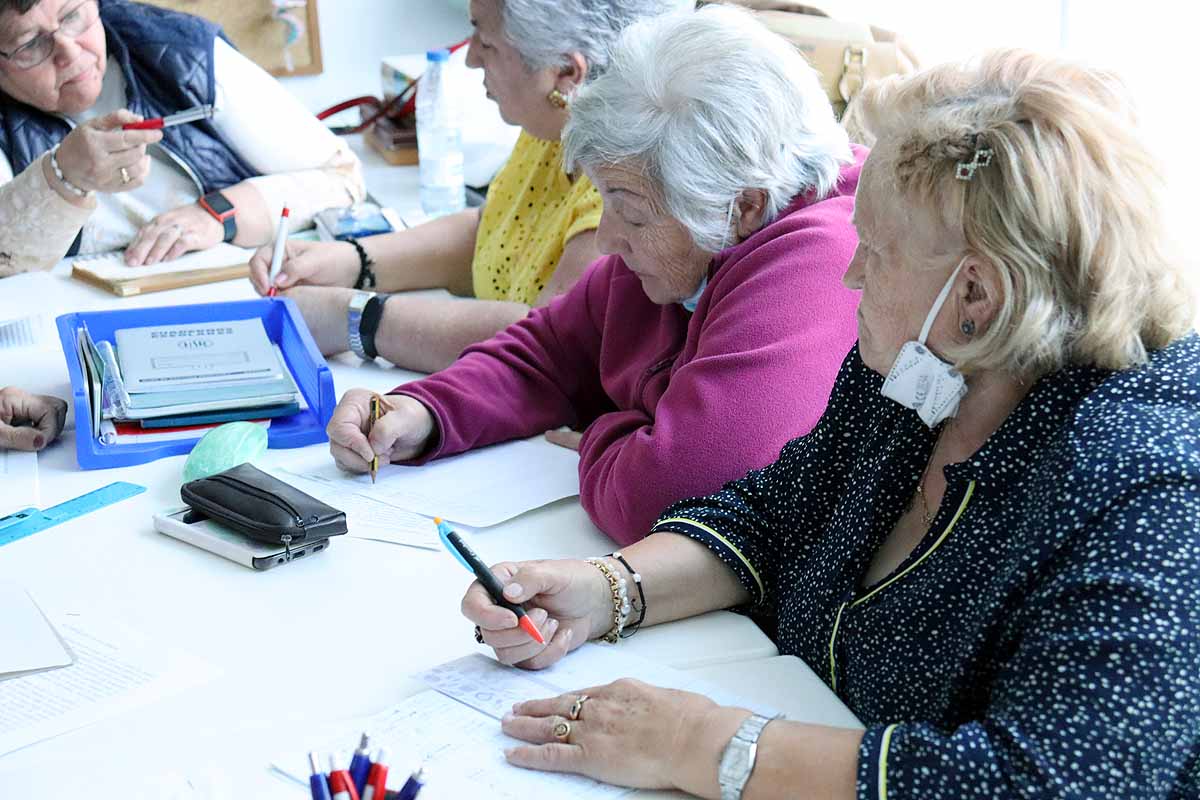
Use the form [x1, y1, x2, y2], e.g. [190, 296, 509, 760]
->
[70, 244, 254, 297]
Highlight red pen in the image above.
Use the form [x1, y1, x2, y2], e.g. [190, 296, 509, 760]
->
[122, 104, 215, 130]
[361, 747, 389, 800]
[328, 753, 361, 800]
[266, 205, 290, 298]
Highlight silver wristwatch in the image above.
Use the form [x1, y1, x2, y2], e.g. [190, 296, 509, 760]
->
[347, 290, 375, 360]
[718, 713, 775, 800]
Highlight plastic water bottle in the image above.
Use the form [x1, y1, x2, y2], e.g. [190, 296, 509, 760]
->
[417, 48, 466, 218]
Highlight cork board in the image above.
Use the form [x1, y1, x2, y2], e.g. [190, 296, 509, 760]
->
[138, 0, 323, 77]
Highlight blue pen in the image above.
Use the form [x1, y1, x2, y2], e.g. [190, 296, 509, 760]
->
[308, 752, 332, 800]
[396, 766, 425, 800]
[434, 518, 545, 644]
[349, 732, 372, 795]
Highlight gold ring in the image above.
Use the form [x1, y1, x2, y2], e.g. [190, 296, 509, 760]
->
[119, 167, 131, 184]
[569, 694, 589, 721]
[552, 720, 571, 741]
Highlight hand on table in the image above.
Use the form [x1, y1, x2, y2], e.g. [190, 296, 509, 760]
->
[327, 389, 435, 472]
[545, 429, 583, 451]
[50, 110, 160, 196]
[249, 239, 359, 295]
[124, 202, 224, 266]
[461, 558, 612, 670]
[0, 387, 68, 451]
[502, 678, 742, 794]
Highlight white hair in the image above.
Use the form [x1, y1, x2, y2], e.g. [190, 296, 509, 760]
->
[499, 0, 693, 76]
[562, 4, 852, 252]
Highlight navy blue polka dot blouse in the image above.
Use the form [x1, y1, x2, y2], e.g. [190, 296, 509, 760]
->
[652, 336, 1200, 799]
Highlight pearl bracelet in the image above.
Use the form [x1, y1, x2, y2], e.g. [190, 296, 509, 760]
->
[48, 145, 90, 198]
[587, 557, 630, 644]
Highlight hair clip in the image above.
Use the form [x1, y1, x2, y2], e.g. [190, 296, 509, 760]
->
[955, 137, 993, 181]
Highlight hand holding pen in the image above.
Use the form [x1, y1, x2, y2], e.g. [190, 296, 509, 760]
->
[326, 389, 435, 475]
[458, 549, 603, 670]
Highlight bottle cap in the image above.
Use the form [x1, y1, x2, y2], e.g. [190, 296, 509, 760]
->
[426, 48, 450, 62]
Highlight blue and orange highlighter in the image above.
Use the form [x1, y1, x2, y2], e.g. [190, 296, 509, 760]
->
[434, 518, 545, 645]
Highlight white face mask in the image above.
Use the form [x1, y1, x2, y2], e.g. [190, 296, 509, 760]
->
[880, 257, 968, 428]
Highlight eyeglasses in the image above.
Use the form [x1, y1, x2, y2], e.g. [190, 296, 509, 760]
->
[0, 0, 100, 70]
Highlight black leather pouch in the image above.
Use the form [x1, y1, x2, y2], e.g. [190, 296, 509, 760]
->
[181, 463, 347, 547]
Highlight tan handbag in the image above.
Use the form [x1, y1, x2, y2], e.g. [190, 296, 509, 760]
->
[715, 1, 919, 135]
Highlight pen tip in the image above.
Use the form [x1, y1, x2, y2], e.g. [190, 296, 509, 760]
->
[518, 615, 546, 645]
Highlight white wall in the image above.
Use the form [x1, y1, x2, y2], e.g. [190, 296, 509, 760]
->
[278, 1, 472, 113]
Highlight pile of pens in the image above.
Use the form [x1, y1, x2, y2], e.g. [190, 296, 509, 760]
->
[307, 734, 425, 800]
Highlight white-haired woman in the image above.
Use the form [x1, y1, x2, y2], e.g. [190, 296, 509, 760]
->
[250, 0, 690, 372]
[461, 51, 1200, 798]
[327, 6, 863, 544]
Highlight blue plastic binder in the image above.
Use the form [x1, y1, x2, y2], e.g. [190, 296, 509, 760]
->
[56, 298, 336, 470]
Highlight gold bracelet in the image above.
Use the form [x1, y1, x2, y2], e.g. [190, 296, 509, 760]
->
[587, 558, 626, 644]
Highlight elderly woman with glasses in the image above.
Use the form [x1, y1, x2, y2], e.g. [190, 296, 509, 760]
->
[0, 0, 363, 275]
[327, 6, 863, 545]
[460, 49, 1200, 799]
[248, 0, 691, 373]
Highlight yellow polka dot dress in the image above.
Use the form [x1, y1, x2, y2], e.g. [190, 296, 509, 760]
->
[472, 131, 602, 305]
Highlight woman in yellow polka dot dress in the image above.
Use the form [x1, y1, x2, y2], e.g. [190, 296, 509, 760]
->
[248, 0, 691, 372]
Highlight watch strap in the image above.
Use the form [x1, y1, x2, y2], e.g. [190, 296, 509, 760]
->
[347, 291, 375, 360]
[718, 713, 776, 800]
[359, 293, 391, 361]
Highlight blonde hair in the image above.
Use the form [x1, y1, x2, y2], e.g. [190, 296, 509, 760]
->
[853, 49, 1194, 375]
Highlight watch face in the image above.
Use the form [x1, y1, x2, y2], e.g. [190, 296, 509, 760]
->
[202, 192, 235, 218]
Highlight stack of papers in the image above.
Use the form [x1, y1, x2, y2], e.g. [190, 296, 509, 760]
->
[75, 319, 303, 446]
[0, 584, 72, 681]
[272, 645, 777, 798]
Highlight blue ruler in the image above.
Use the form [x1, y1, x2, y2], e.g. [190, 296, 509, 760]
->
[0, 481, 146, 548]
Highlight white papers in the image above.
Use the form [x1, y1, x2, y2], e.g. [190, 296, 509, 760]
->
[0, 272, 61, 351]
[272, 645, 776, 799]
[274, 458, 438, 550]
[0, 614, 220, 757]
[369, 437, 581, 527]
[0, 585, 72, 679]
[0, 448, 38, 518]
[72, 242, 254, 281]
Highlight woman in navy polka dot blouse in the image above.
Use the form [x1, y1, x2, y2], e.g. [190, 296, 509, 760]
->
[460, 50, 1200, 799]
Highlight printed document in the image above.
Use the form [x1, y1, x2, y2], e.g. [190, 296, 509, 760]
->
[272, 644, 776, 799]
[357, 436, 580, 528]
[115, 318, 280, 392]
[0, 614, 220, 757]
[0, 584, 72, 680]
[0, 272, 60, 351]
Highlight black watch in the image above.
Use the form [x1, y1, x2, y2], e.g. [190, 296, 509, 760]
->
[359, 293, 392, 361]
[199, 191, 237, 243]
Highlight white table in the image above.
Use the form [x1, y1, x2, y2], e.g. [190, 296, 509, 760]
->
[0, 157, 861, 796]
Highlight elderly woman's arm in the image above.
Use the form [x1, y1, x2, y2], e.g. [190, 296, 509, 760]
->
[0, 152, 95, 276]
[123, 38, 365, 265]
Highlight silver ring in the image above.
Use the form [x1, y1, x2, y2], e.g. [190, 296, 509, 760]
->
[119, 167, 131, 184]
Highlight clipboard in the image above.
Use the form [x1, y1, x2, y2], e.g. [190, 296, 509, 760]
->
[70, 244, 254, 297]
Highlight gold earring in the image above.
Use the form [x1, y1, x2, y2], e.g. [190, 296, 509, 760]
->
[547, 89, 569, 110]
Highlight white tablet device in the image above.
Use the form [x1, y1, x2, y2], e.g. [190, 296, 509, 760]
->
[153, 507, 331, 571]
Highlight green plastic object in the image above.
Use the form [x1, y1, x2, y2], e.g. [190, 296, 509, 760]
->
[181, 422, 269, 484]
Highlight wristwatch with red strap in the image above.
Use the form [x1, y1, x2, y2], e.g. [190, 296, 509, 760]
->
[198, 191, 237, 243]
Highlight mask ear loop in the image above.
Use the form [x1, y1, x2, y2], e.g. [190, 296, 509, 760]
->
[917, 256, 968, 345]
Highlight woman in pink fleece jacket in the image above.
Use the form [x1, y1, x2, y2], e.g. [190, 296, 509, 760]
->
[327, 6, 862, 545]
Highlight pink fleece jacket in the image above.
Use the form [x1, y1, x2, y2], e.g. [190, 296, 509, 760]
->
[394, 148, 865, 544]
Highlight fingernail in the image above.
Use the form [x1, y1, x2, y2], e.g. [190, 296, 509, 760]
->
[503, 748, 516, 759]
[564, 628, 573, 644]
[275, 273, 288, 285]
[501, 712, 513, 724]
[504, 583, 522, 598]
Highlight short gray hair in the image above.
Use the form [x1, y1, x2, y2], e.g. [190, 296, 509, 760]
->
[562, 4, 852, 252]
[499, 0, 693, 76]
